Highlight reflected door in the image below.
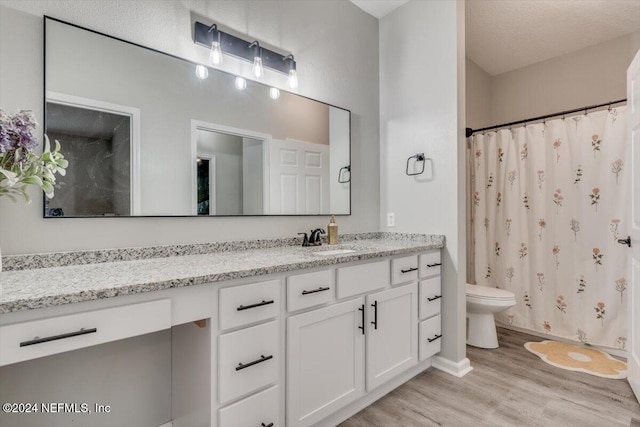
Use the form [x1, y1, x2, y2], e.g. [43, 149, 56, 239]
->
[269, 139, 329, 214]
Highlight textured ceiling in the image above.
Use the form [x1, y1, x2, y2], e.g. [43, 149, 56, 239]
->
[350, 0, 409, 19]
[466, 0, 640, 76]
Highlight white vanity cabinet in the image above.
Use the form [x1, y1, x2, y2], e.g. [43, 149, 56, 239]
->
[1, 244, 443, 427]
[287, 254, 427, 427]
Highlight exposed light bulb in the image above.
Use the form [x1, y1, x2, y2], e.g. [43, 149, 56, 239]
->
[210, 40, 223, 65]
[288, 69, 298, 90]
[269, 87, 280, 100]
[195, 64, 209, 80]
[235, 77, 247, 90]
[252, 56, 263, 78]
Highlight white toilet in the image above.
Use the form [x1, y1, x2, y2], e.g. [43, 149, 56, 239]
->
[466, 283, 516, 349]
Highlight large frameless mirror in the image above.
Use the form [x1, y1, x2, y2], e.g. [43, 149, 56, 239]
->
[44, 17, 351, 217]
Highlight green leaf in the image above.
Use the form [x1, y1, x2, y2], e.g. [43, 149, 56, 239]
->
[21, 176, 43, 186]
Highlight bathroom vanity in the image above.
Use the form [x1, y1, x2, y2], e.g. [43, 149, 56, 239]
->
[0, 233, 444, 426]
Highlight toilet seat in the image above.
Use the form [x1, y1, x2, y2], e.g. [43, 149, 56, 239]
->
[466, 284, 515, 301]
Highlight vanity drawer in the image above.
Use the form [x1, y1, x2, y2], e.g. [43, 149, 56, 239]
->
[419, 277, 442, 320]
[219, 320, 279, 405]
[336, 260, 390, 299]
[392, 255, 419, 285]
[419, 315, 442, 361]
[287, 269, 334, 312]
[419, 251, 441, 278]
[0, 299, 171, 367]
[219, 385, 279, 427]
[219, 280, 280, 331]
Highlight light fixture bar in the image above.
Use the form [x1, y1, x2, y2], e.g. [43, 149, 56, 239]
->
[194, 21, 292, 75]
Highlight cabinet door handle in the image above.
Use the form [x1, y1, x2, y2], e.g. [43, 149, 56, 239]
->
[427, 262, 442, 267]
[261, 423, 274, 427]
[400, 267, 418, 273]
[20, 328, 97, 347]
[236, 354, 273, 371]
[427, 295, 442, 302]
[237, 300, 274, 311]
[301, 286, 331, 295]
[358, 304, 365, 335]
[428, 334, 442, 343]
[371, 301, 378, 330]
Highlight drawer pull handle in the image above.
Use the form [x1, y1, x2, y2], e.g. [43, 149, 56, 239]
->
[358, 304, 365, 335]
[427, 295, 442, 302]
[19, 328, 98, 347]
[428, 334, 442, 343]
[427, 263, 442, 267]
[237, 300, 274, 311]
[371, 301, 378, 330]
[302, 286, 331, 295]
[261, 423, 274, 427]
[400, 267, 418, 273]
[236, 354, 273, 371]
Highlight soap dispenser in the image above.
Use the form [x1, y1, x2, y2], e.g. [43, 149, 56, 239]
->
[327, 215, 338, 245]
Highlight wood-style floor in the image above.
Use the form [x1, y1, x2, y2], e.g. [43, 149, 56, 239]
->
[340, 327, 640, 427]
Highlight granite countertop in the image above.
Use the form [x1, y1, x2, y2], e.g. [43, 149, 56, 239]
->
[0, 233, 444, 314]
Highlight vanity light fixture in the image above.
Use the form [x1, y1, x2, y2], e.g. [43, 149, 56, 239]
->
[208, 24, 223, 65]
[249, 41, 264, 78]
[235, 77, 247, 90]
[195, 64, 209, 80]
[284, 54, 298, 90]
[194, 20, 298, 87]
[269, 87, 280, 100]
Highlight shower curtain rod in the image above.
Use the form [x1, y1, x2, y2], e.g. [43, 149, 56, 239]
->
[465, 98, 627, 138]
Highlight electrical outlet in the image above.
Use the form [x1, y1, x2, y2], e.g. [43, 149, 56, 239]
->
[387, 212, 395, 227]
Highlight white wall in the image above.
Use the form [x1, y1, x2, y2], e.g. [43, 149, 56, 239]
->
[329, 106, 351, 214]
[491, 31, 640, 124]
[465, 57, 492, 129]
[0, 0, 379, 255]
[380, 0, 467, 364]
[0, 330, 172, 427]
[242, 139, 264, 215]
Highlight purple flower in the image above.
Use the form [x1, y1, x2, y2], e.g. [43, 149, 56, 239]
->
[0, 109, 37, 156]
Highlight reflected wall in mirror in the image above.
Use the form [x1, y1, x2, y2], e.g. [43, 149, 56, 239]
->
[44, 17, 351, 217]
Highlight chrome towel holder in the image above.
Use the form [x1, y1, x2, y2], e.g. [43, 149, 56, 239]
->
[406, 153, 426, 176]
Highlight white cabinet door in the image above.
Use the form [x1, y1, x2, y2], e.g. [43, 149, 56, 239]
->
[366, 283, 418, 390]
[287, 298, 365, 427]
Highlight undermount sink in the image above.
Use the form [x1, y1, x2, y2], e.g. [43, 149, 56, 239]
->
[312, 249, 357, 256]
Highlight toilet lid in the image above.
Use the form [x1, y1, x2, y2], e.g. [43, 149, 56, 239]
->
[466, 284, 515, 300]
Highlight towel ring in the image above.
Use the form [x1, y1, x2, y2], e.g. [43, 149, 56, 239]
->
[338, 165, 351, 183]
[406, 153, 426, 176]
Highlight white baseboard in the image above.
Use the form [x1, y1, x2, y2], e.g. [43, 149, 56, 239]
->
[158, 422, 173, 427]
[496, 322, 627, 359]
[432, 356, 473, 377]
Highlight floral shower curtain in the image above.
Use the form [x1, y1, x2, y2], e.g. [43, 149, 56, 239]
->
[471, 107, 628, 349]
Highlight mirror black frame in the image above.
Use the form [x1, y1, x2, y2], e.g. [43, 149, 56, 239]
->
[43, 16, 351, 218]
